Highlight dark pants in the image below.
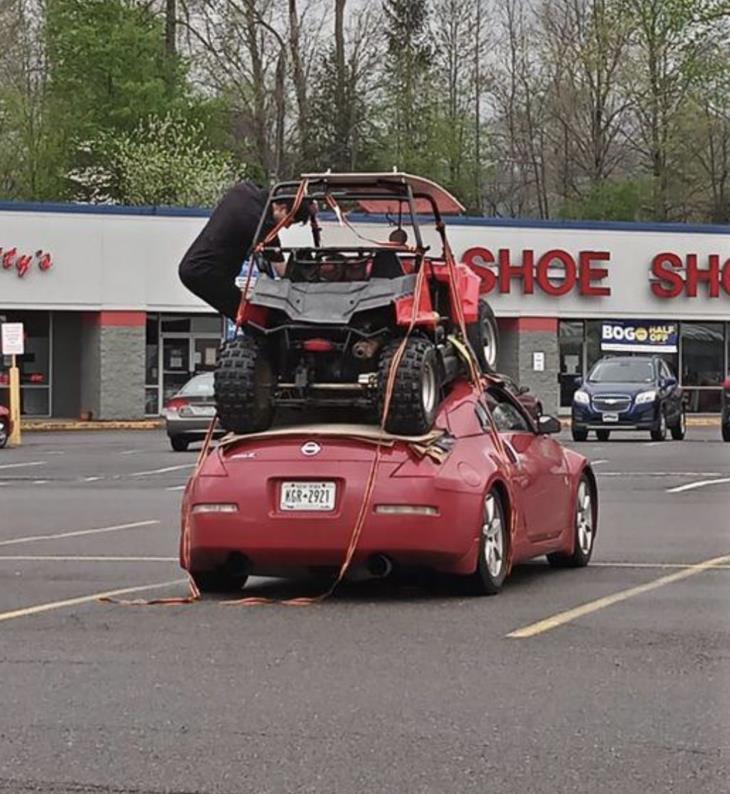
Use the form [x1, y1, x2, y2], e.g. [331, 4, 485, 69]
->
[179, 258, 242, 321]
[178, 181, 269, 321]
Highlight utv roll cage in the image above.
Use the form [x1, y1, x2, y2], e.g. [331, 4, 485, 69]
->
[248, 172, 465, 280]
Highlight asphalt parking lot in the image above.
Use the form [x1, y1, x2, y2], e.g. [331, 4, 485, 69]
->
[0, 427, 728, 793]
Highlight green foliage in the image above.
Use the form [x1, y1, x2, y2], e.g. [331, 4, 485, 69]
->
[46, 0, 186, 137]
[558, 180, 653, 222]
[68, 114, 240, 206]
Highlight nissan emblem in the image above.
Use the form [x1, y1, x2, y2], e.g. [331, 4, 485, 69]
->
[301, 441, 321, 456]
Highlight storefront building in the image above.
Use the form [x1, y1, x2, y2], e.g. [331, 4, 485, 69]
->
[1, 203, 728, 418]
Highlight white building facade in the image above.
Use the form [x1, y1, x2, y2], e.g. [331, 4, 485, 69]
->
[1, 202, 728, 418]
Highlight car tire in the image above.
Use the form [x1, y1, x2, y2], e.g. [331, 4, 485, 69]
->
[571, 426, 588, 442]
[723, 423, 730, 442]
[596, 429, 610, 442]
[215, 336, 274, 434]
[191, 569, 248, 595]
[170, 436, 189, 452]
[650, 409, 668, 441]
[670, 408, 686, 440]
[547, 474, 596, 568]
[378, 336, 439, 435]
[460, 489, 509, 596]
[0, 421, 7, 449]
[466, 297, 499, 374]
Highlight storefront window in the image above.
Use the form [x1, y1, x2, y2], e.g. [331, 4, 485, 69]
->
[681, 322, 726, 413]
[681, 322, 724, 387]
[0, 311, 52, 416]
[559, 321, 583, 408]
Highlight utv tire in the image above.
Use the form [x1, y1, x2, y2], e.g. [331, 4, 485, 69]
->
[215, 336, 274, 434]
[378, 337, 439, 435]
[466, 297, 499, 374]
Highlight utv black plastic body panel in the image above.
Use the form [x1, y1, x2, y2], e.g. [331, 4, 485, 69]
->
[250, 275, 417, 325]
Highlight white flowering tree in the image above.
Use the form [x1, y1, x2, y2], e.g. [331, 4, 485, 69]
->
[68, 114, 240, 207]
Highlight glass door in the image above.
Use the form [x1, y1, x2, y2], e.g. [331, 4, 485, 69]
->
[559, 321, 584, 409]
[162, 338, 191, 405]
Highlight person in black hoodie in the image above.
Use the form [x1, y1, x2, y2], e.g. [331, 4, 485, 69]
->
[178, 181, 311, 320]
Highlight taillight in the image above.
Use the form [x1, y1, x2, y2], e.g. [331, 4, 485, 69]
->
[302, 338, 334, 353]
[163, 397, 189, 416]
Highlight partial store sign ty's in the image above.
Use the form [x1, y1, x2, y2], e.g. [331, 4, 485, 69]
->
[1, 247, 53, 278]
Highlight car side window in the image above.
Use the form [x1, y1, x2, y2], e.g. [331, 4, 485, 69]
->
[661, 361, 673, 380]
[484, 387, 533, 433]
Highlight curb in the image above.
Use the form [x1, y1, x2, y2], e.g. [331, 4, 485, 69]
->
[23, 420, 164, 432]
[559, 417, 719, 428]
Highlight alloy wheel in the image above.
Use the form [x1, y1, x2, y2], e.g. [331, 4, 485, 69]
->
[482, 318, 498, 370]
[576, 480, 593, 555]
[483, 493, 505, 578]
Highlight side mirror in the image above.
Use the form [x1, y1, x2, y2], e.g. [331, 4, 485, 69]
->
[518, 384, 530, 395]
[574, 375, 583, 386]
[661, 377, 677, 389]
[538, 415, 562, 435]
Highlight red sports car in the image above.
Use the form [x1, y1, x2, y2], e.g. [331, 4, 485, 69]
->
[180, 381, 597, 595]
[0, 405, 11, 449]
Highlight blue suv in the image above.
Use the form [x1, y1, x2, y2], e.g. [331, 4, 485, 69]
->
[571, 355, 685, 442]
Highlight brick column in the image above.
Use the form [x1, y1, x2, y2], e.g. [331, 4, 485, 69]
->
[497, 317, 559, 416]
[81, 312, 146, 420]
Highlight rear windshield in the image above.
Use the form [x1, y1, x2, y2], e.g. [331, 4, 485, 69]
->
[179, 373, 214, 397]
[588, 360, 654, 384]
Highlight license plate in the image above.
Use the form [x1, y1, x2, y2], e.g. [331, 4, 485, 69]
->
[280, 481, 336, 511]
[602, 412, 619, 423]
[188, 405, 216, 417]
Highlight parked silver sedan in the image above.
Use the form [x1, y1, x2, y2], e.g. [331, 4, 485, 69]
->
[163, 372, 220, 451]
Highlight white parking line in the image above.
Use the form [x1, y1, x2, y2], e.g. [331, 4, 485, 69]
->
[0, 555, 177, 562]
[131, 464, 194, 477]
[120, 450, 142, 455]
[592, 459, 608, 465]
[0, 461, 47, 470]
[598, 471, 723, 478]
[0, 520, 160, 547]
[666, 477, 730, 494]
[83, 476, 102, 482]
[166, 485, 187, 491]
[507, 553, 730, 639]
[32, 480, 48, 485]
[0, 579, 186, 623]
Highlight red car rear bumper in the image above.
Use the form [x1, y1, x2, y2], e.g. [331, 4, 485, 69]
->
[182, 459, 484, 576]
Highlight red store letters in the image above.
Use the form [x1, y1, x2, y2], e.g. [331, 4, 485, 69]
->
[462, 247, 730, 299]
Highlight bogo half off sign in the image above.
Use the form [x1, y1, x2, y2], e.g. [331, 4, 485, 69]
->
[1, 322, 25, 356]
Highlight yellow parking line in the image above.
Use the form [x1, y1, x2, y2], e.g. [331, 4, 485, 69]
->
[507, 553, 730, 639]
[0, 579, 186, 624]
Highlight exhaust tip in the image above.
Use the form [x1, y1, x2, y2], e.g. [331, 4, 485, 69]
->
[366, 554, 393, 579]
